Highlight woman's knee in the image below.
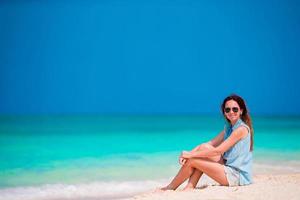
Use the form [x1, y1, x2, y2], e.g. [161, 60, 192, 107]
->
[185, 158, 196, 168]
[186, 158, 204, 168]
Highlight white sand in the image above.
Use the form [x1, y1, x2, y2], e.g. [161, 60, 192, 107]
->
[132, 173, 300, 200]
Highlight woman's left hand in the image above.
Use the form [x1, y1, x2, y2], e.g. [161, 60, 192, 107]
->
[181, 151, 193, 159]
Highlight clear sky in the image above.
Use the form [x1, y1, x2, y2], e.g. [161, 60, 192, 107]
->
[0, 0, 299, 115]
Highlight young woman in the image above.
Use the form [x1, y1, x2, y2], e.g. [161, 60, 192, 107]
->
[161, 94, 254, 190]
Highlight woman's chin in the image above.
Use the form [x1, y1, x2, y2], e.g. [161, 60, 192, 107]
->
[229, 117, 239, 123]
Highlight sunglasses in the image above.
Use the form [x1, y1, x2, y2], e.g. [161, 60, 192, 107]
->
[224, 107, 239, 113]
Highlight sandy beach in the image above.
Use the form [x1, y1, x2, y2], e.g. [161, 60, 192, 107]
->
[132, 173, 300, 200]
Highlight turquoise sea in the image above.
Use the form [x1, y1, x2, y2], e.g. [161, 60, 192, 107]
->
[0, 115, 300, 200]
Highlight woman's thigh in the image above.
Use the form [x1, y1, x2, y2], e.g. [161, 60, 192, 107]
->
[188, 158, 229, 186]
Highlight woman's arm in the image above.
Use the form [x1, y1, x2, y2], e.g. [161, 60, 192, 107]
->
[207, 130, 225, 147]
[182, 126, 248, 158]
[189, 130, 225, 153]
[179, 130, 225, 165]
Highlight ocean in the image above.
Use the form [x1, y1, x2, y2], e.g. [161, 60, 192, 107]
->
[0, 115, 300, 200]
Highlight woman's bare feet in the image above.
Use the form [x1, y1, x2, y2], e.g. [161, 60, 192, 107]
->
[159, 185, 175, 191]
[182, 183, 195, 191]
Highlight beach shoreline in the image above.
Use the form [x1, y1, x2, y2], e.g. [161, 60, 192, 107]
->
[1, 162, 300, 200]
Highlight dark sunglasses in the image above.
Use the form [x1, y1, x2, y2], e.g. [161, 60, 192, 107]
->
[224, 107, 239, 113]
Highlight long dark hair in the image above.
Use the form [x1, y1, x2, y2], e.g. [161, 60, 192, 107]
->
[221, 94, 254, 151]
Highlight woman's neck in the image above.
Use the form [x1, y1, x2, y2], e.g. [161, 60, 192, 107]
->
[230, 118, 240, 126]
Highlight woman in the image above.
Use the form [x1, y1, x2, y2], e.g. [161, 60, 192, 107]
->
[161, 94, 254, 190]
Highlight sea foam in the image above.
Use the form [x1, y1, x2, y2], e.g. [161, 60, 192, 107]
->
[0, 180, 166, 200]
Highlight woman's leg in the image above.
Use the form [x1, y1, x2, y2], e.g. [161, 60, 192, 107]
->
[188, 158, 229, 186]
[183, 144, 223, 190]
[183, 169, 202, 190]
[161, 157, 228, 190]
[161, 143, 224, 190]
[160, 159, 195, 190]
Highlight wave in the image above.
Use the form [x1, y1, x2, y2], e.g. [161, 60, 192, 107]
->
[0, 180, 166, 200]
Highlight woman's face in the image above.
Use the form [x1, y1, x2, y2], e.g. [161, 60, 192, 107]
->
[224, 100, 243, 124]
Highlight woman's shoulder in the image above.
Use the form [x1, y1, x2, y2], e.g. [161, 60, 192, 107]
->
[239, 120, 250, 133]
[234, 126, 249, 138]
